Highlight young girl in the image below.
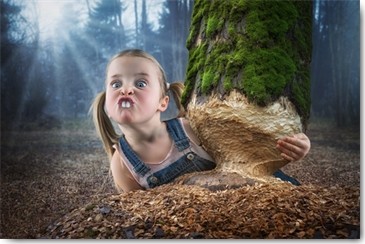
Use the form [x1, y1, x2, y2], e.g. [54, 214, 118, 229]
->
[91, 49, 311, 193]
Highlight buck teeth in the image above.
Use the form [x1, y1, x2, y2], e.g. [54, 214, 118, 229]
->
[121, 101, 131, 108]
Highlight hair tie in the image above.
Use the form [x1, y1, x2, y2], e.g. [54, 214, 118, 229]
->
[166, 82, 170, 90]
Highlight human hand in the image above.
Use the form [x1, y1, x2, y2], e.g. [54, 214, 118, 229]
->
[276, 133, 311, 162]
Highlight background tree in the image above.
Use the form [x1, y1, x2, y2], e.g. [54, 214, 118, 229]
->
[86, 0, 127, 58]
[158, 0, 193, 82]
[181, 0, 312, 184]
[1, 0, 49, 128]
[137, 0, 160, 55]
[311, 0, 360, 127]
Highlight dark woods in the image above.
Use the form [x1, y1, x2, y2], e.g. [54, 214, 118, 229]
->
[311, 0, 360, 127]
[0, 0, 360, 129]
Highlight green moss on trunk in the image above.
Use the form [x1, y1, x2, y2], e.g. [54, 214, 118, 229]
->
[182, 0, 312, 125]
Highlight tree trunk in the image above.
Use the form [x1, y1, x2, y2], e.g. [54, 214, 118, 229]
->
[134, 0, 139, 47]
[141, 0, 147, 50]
[181, 0, 312, 186]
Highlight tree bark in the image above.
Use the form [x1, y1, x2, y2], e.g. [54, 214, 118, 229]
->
[181, 0, 312, 186]
[134, 0, 138, 47]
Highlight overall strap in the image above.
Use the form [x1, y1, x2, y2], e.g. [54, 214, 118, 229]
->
[165, 118, 190, 151]
[119, 136, 150, 176]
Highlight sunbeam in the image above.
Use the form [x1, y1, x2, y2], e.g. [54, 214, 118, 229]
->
[35, 0, 70, 40]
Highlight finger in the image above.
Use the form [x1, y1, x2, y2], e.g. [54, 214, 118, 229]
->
[280, 152, 294, 162]
[280, 136, 306, 150]
[276, 140, 304, 160]
[294, 133, 308, 140]
[277, 145, 301, 161]
[277, 139, 303, 156]
[297, 133, 311, 152]
[280, 137, 310, 157]
[294, 133, 311, 149]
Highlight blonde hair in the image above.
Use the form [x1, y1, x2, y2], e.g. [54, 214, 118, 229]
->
[91, 49, 185, 160]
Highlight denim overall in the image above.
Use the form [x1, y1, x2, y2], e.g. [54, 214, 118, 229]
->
[119, 118, 216, 189]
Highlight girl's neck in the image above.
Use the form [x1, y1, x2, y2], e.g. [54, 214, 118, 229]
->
[119, 116, 167, 144]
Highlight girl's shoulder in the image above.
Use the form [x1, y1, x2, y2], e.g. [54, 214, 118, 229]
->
[178, 117, 202, 146]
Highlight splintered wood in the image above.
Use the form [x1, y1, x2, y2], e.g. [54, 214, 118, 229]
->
[43, 183, 359, 239]
[187, 92, 303, 177]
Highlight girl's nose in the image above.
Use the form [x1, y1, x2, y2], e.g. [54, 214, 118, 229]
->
[120, 85, 134, 95]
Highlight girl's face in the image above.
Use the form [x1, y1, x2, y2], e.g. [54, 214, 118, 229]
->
[105, 56, 169, 125]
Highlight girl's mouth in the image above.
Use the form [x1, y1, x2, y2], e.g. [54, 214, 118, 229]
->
[117, 97, 134, 109]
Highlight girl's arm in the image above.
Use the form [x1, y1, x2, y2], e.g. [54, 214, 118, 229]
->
[276, 133, 311, 162]
[110, 152, 143, 193]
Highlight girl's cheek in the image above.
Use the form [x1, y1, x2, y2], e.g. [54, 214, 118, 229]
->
[104, 95, 113, 111]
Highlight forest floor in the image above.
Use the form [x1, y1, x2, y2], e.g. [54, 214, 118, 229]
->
[0, 118, 361, 239]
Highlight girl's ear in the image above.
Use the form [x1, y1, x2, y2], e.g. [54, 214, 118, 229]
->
[158, 95, 169, 112]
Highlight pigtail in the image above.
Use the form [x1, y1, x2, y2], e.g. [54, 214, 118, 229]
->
[168, 82, 186, 118]
[91, 91, 119, 161]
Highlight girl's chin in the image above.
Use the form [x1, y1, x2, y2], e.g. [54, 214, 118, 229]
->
[118, 116, 135, 124]
[113, 112, 135, 124]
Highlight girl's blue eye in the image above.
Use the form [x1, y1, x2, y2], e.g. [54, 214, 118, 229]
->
[111, 81, 122, 89]
[136, 80, 147, 88]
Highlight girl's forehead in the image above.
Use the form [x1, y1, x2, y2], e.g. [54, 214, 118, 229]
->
[107, 56, 158, 75]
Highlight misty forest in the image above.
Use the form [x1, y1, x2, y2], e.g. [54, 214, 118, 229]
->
[1, 0, 360, 239]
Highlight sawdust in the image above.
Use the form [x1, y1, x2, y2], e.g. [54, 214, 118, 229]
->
[0, 119, 360, 239]
[43, 182, 359, 239]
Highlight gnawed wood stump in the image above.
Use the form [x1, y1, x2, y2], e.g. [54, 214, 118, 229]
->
[42, 182, 359, 239]
[187, 92, 303, 178]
